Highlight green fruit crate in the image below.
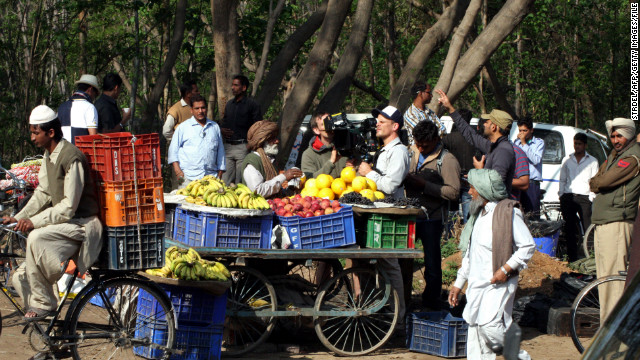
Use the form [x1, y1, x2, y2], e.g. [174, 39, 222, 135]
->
[365, 213, 415, 249]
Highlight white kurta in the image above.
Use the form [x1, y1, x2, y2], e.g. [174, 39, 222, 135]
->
[453, 202, 535, 327]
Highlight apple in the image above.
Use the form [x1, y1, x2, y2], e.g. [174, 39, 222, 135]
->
[284, 211, 293, 217]
[304, 196, 313, 203]
[331, 200, 340, 208]
[304, 210, 314, 218]
[311, 203, 321, 212]
[293, 194, 302, 202]
[271, 204, 277, 211]
[276, 208, 286, 216]
[281, 198, 290, 205]
[302, 201, 311, 210]
[293, 203, 304, 212]
[324, 208, 334, 215]
[314, 209, 324, 216]
[284, 204, 293, 212]
[320, 199, 331, 210]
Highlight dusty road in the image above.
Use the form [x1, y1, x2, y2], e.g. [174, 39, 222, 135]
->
[0, 295, 582, 360]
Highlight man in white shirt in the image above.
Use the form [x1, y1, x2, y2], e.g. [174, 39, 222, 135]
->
[558, 132, 599, 261]
[358, 105, 410, 330]
[449, 169, 534, 360]
[57, 74, 100, 144]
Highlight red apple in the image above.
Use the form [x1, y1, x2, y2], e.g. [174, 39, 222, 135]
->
[304, 196, 313, 203]
[293, 203, 304, 212]
[276, 208, 286, 216]
[324, 208, 334, 215]
[311, 203, 321, 212]
[320, 199, 331, 210]
[304, 210, 314, 218]
[271, 204, 277, 211]
[281, 198, 290, 205]
[314, 209, 324, 216]
[293, 194, 302, 202]
[302, 201, 311, 209]
[331, 200, 340, 208]
[284, 204, 293, 212]
[284, 211, 293, 217]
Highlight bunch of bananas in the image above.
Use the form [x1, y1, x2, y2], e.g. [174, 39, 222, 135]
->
[145, 246, 230, 281]
[176, 176, 270, 210]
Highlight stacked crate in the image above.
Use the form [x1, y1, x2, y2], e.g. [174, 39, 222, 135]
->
[76, 132, 166, 270]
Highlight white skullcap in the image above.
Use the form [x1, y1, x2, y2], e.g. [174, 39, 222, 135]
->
[29, 105, 57, 125]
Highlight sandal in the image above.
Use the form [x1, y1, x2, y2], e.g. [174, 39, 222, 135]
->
[24, 307, 55, 321]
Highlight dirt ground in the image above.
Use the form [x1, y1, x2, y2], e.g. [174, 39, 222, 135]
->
[0, 251, 583, 360]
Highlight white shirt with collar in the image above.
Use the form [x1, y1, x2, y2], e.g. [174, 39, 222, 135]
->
[558, 152, 599, 201]
[366, 137, 410, 199]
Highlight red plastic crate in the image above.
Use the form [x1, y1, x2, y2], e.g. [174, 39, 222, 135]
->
[98, 178, 165, 226]
[76, 132, 161, 182]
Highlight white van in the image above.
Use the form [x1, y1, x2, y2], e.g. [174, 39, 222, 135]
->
[440, 116, 609, 204]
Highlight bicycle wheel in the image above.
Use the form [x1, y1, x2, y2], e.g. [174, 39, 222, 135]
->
[314, 267, 399, 356]
[570, 275, 626, 353]
[582, 224, 596, 258]
[223, 265, 277, 357]
[66, 277, 176, 360]
[287, 259, 343, 297]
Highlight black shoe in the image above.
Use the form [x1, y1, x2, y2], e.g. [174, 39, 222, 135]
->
[421, 298, 442, 311]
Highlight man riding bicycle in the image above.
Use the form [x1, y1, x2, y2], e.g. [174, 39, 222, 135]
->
[1, 105, 102, 320]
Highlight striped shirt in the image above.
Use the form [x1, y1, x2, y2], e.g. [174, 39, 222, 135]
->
[403, 104, 444, 146]
[58, 91, 98, 145]
[511, 143, 530, 200]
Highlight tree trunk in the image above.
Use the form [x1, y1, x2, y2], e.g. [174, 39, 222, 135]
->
[429, 0, 481, 112]
[388, 0, 469, 110]
[142, 0, 187, 124]
[482, 63, 516, 118]
[445, 0, 535, 104]
[275, 0, 353, 168]
[211, 0, 241, 119]
[251, 0, 286, 96]
[208, 71, 218, 120]
[255, 0, 329, 112]
[316, 0, 374, 112]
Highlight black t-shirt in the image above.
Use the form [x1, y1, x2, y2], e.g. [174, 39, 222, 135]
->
[222, 95, 262, 140]
[95, 94, 122, 132]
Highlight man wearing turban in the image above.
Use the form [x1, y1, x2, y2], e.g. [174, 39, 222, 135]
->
[240, 120, 302, 198]
[589, 118, 640, 322]
[449, 169, 534, 360]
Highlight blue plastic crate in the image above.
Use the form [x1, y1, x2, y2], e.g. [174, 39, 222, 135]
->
[276, 205, 356, 249]
[407, 311, 468, 358]
[173, 207, 272, 248]
[138, 283, 227, 326]
[134, 317, 223, 360]
[88, 287, 117, 308]
[106, 223, 165, 270]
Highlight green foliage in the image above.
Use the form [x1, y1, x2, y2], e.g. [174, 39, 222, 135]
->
[442, 261, 459, 286]
[441, 238, 459, 260]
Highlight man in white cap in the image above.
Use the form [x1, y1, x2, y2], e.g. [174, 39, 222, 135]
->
[589, 117, 640, 322]
[1, 105, 102, 321]
[57, 74, 100, 144]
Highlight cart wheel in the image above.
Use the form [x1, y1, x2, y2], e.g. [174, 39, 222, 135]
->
[287, 259, 343, 297]
[223, 265, 278, 357]
[313, 267, 399, 356]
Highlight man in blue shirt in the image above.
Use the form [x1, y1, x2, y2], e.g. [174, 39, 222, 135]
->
[168, 95, 226, 186]
[514, 116, 545, 215]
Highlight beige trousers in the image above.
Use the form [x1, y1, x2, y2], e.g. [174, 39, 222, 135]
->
[222, 142, 249, 185]
[12, 222, 85, 311]
[594, 220, 634, 322]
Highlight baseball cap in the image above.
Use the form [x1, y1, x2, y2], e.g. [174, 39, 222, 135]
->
[372, 105, 404, 129]
[30, 105, 57, 125]
[480, 109, 512, 130]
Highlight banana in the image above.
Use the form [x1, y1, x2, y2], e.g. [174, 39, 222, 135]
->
[241, 194, 250, 209]
[185, 196, 196, 203]
[187, 248, 201, 261]
[190, 183, 201, 197]
[214, 262, 231, 279]
[185, 180, 198, 192]
[223, 194, 232, 208]
[173, 261, 186, 276]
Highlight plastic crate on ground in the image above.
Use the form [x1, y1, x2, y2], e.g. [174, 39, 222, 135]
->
[106, 223, 165, 270]
[134, 318, 223, 360]
[98, 177, 165, 226]
[88, 287, 116, 308]
[276, 206, 356, 249]
[76, 132, 161, 182]
[407, 311, 468, 358]
[365, 213, 415, 249]
[138, 283, 227, 326]
[173, 207, 272, 248]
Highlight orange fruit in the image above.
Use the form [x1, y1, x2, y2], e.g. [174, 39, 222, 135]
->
[305, 178, 317, 190]
[360, 189, 376, 202]
[340, 166, 356, 183]
[330, 178, 347, 196]
[306, 187, 319, 197]
[316, 174, 334, 189]
[318, 188, 335, 200]
[365, 178, 377, 192]
[351, 176, 368, 192]
[374, 191, 385, 200]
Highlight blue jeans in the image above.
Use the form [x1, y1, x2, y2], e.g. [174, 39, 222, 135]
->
[416, 219, 444, 306]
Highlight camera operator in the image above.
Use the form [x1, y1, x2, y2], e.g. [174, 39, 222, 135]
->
[405, 120, 461, 309]
[300, 111, 351, 179]
[357, 105, 410, 329]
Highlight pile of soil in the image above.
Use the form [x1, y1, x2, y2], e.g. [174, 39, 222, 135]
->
[438, 251, 574, 298]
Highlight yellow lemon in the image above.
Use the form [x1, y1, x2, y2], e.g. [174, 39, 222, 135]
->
[365, 178, 377, 192]
[330, 178, 347, 196]
[318, 187, 335, 200]
[374, 191, 385, 200]
[360, 189, 376, 202]
[340, 166, 356, 183]
[316, 174, 334, 189]
[300, 188, 308, 197]
[351, 176, 368, 192]
[341, 188, 354, 196]
[306, 187, 319, 197]
[305, 178, 317, 190]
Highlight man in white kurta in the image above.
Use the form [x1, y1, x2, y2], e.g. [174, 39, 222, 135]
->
[449, 169, 535, 360]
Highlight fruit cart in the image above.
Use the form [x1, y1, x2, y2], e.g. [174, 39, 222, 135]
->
[162, 240, 423, 357]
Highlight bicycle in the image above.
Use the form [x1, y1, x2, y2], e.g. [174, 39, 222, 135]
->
[569, 270, 627, 353]
[0, 223, 177, 359]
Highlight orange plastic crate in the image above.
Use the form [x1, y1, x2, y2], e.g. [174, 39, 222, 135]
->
[98, 178, 165, 226]
[76, 132, 161, 182]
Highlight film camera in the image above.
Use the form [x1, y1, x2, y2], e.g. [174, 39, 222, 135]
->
[323, 113, 379, 162]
